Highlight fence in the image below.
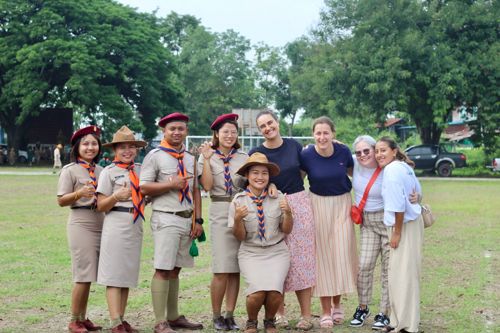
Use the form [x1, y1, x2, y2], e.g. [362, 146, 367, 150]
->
[183, 135, 315, 152]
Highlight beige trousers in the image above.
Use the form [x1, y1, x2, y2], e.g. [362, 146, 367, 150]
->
[387, 215, 424, 332]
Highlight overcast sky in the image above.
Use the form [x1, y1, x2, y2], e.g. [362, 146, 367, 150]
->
[116, 0, 325, 47]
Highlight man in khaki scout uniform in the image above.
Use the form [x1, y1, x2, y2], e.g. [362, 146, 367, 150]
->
[140, 112, 204, 333]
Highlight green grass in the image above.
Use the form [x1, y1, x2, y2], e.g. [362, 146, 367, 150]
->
[0, 174, 498, 332]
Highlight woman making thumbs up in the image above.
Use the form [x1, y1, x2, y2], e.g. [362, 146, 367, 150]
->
[229, 153, 293, 333]
[96, 126, 147, 333]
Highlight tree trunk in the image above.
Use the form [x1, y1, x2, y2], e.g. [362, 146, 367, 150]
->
[417, 122, 442, 144]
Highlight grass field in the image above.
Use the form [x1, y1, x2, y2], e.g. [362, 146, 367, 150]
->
[0, 172, 498, 333]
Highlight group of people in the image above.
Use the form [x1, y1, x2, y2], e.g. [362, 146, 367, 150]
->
[57, 110, 425, 333]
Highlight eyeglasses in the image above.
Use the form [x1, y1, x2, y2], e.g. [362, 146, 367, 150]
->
[355, 148, 371, 157]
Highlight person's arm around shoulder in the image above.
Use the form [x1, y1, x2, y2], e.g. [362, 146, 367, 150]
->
[279, 193, 293, 234]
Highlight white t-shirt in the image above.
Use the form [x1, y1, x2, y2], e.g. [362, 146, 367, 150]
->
[381, 161, 422, 227]
[352, 159, 384, 212]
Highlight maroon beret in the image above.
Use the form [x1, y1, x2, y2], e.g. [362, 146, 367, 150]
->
[70, 125, 101, 146]
[211, 113, 239, 131]
[158, 112, 189, 128]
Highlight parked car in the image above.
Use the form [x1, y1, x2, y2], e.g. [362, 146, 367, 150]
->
[405, 144, 467, 177]
[0, 144, 29, 163]
[486, 158, 500, 172]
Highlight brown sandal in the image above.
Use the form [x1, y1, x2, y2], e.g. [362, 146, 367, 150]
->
[244, 319, 258, 333]
[263, 318, 277, 333]
[295, 317, 314, 331]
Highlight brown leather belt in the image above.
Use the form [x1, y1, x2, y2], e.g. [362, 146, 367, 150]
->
[210, 196, 233, 202]
[155, 210, 193, 218]
[110, 207, 134, 213]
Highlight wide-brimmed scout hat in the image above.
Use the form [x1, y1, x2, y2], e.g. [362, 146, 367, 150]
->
[102, 126, 147, 148]
[237, 152, 280, 177]
[70, 125, 101, 145]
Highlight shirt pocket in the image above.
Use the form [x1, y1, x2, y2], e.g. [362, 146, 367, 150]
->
[243, 210, 260, 231]
[77, 177, 91, 189]
[265, 210, 283, 231]
[159, 168, 178, 182]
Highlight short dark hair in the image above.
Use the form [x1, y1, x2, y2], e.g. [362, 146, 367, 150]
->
[70, 133, 102, 164]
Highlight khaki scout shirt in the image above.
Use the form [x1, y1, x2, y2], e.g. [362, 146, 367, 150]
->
[139, 147, 194, 212]
[57, 162, 103, 207]
[228, 191, 286, 247]
[96, 163, 142, 209]
[197, 150, 248, 198]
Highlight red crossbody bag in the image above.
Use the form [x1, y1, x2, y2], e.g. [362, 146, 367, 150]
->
[351, 167, 382, 225]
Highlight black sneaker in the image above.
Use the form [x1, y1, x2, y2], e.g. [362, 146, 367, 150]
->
[349, 306, 370, 327]
[372, 313, 390, 330]
[213, 316, 229, 330]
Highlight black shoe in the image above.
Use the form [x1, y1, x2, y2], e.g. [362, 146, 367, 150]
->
[349, 305, 370, 327]
[225, 317, 240, 331]
[372, 313, 390, 330]
[214, 316, 228, 330]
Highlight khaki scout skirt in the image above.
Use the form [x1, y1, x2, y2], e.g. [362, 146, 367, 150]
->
[67, 209, 104, 282]
[97, 210, 143, 288]
[210, 201, 241, 273]
[238, 241, 290, 296]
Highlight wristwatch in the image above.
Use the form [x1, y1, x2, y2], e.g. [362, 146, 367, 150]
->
[195, 218, 204, 225]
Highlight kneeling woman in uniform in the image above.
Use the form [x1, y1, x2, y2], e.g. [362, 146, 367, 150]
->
[96, 126, 147, 333]
[229, 152, 293, 333]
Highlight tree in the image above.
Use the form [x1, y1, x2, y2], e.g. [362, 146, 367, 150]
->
[0, 0, 182, 146]
[176, 26, 261, 134]
[312, 0, 499, 146]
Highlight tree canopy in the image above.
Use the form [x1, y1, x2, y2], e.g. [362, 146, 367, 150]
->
[0, 0, 181, 146]
[308, 0, 499, 146]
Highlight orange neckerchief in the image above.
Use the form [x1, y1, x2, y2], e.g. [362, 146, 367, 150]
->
[158, 139, 192, 204]
[113, 160, 145, 223]
[77, 158, 97, 208]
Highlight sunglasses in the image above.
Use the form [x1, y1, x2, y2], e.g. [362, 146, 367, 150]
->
[355, 148, 371, 157]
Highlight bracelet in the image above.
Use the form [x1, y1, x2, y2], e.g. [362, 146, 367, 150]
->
[74, 191, 79, 201]
[112, 193, 119, 202]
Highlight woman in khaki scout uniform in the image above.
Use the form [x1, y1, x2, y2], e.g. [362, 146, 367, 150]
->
[57, 126, 105, 333]
[96, 126, 147, 333]
[198, 113, 248, 331]
[140, 112, 203, 333]
[229, 153, 293, 333]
